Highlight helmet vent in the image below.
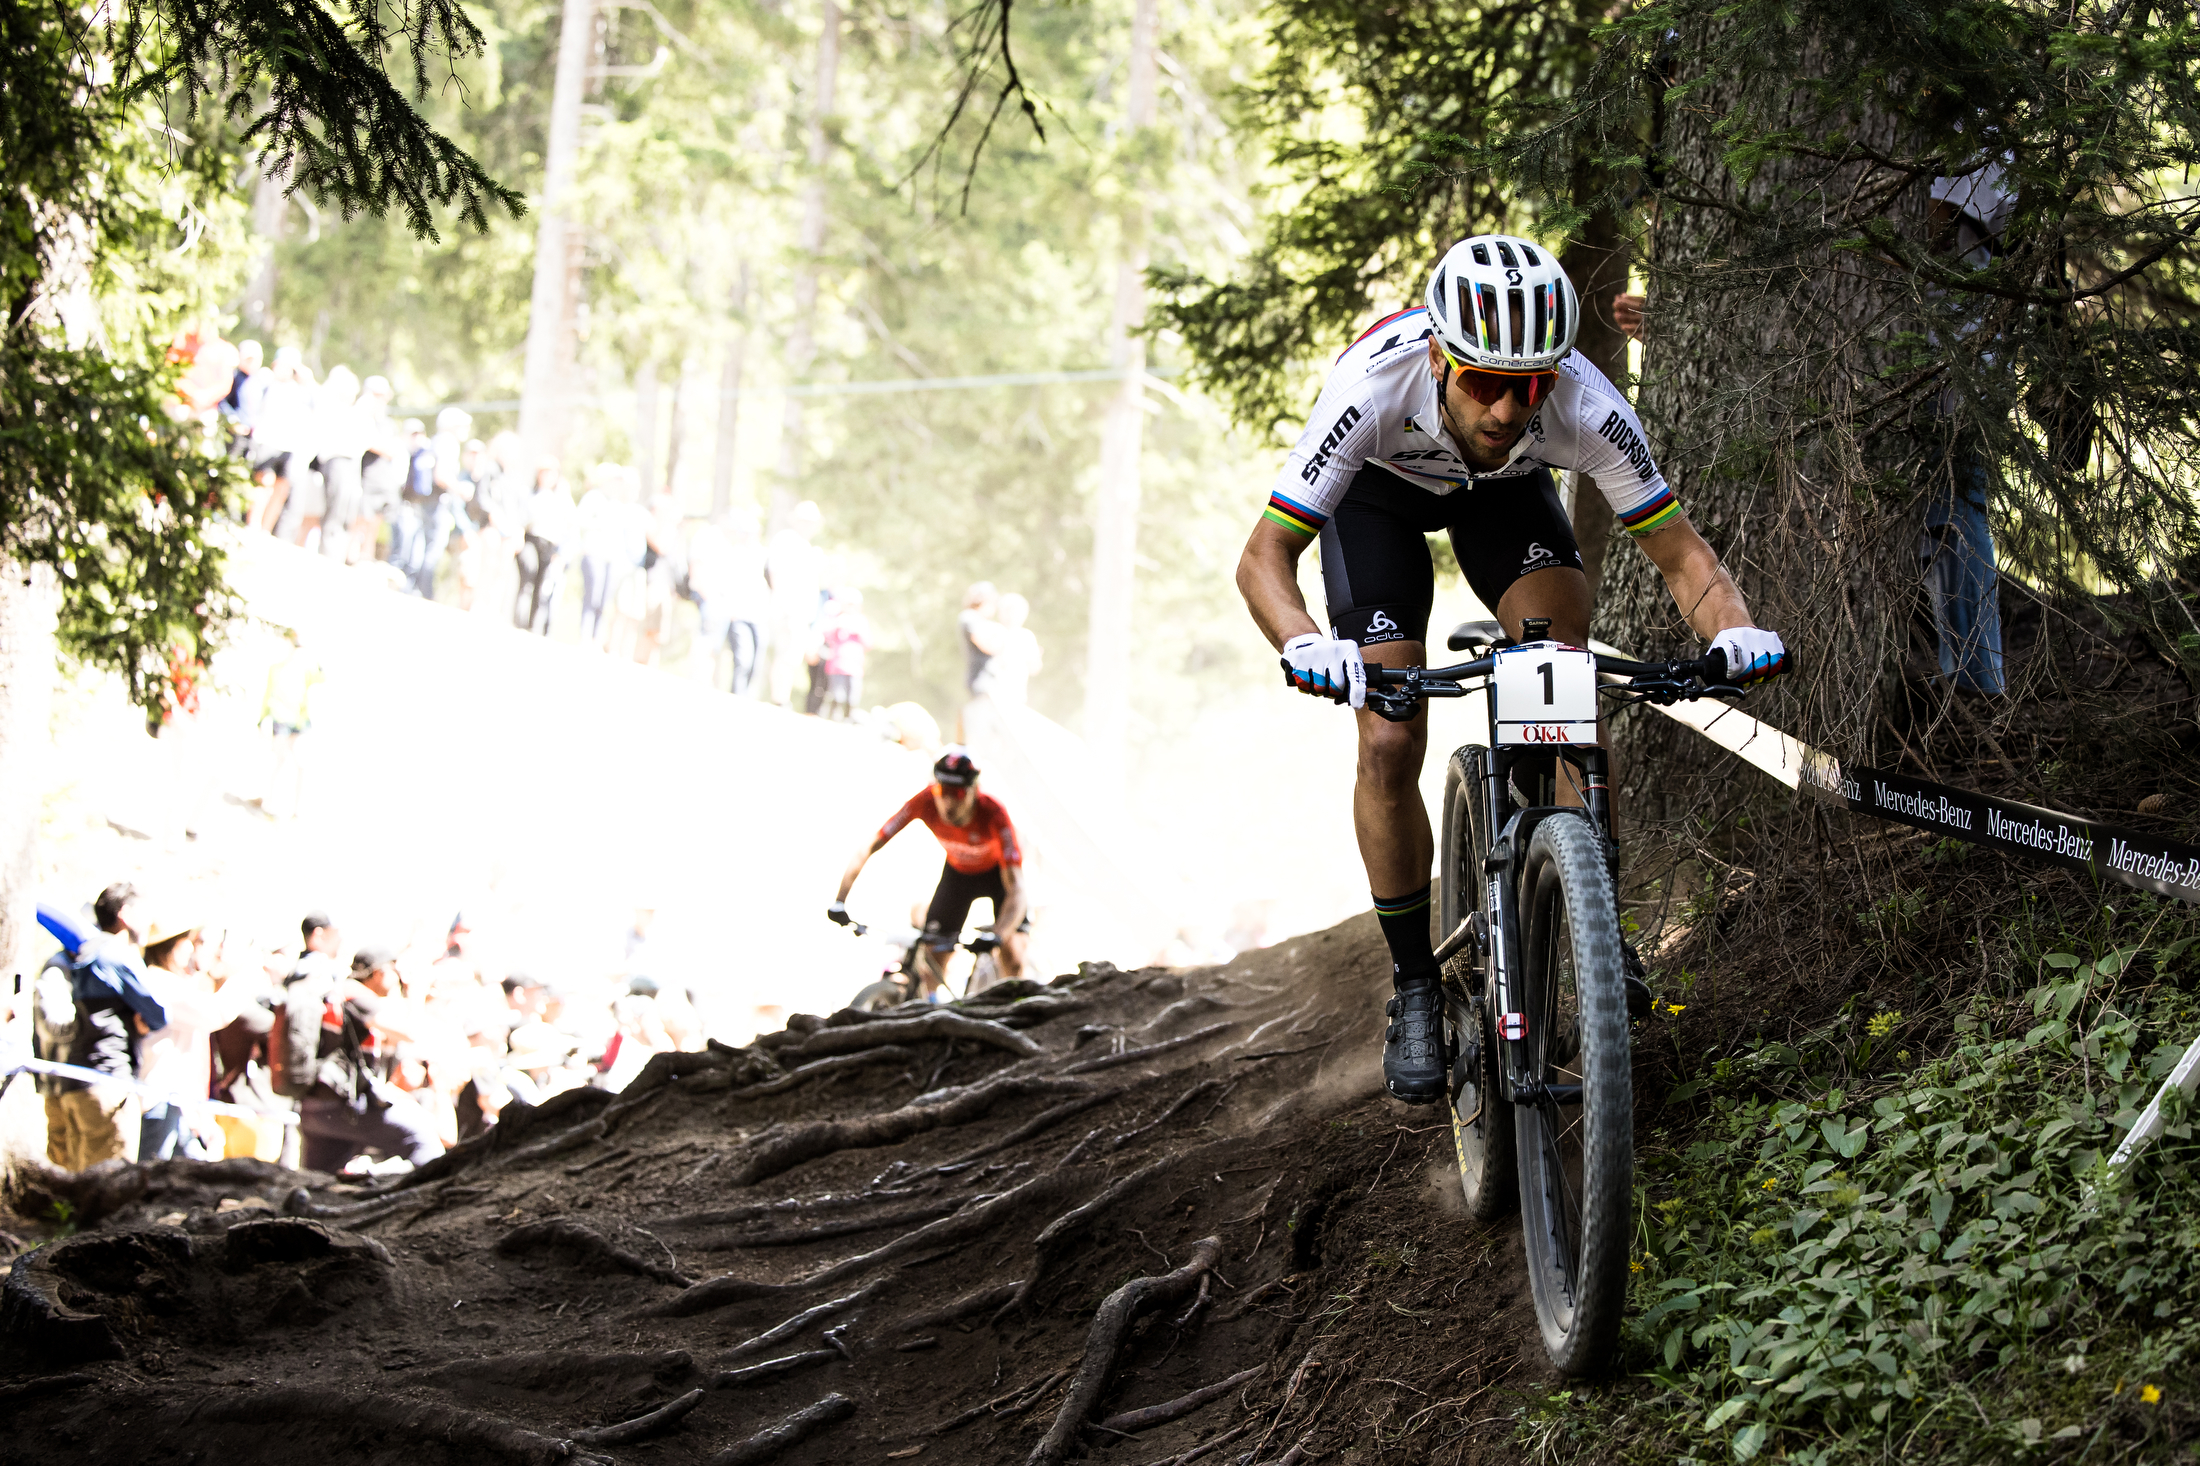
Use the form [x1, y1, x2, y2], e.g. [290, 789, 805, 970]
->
[1470, 243, 1491, 267]
[1476, 284, 1501, 353]
[1494, 240, 1519, 269]
[1520, 243, 1541, 267]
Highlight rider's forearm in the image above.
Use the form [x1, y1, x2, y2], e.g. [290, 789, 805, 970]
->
[995, 868, 1027, 932]
[1641, 518, 1754, 641]
[835, 842, 878, 903]
[1237, 525, 1322, 651]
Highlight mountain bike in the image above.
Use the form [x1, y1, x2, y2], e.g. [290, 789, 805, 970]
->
[842, 919, 1007, 1012]
[1363, 616, 1745, 1375]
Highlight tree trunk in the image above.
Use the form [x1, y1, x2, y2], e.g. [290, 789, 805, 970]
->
[775, 0, 840, 531]
[1559, 194, 1631, 606]
[634, 356, 660, 499]
[518, 0, 596, 469]
[1594, 26, 1913, 828]
[713, 261, 750, 516]
[0, 560, 58, 986]
[1082, 0, 1159, 784]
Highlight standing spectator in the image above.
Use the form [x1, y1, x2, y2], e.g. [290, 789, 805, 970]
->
[422, 407, 478, 601]
[166, 316, 241, 423]
[314, 366, 373, 560]
[957, 581, 1001, 695]
[357, 377, 406, 563]
[292, 934, 445, 1173]
[54, 883, 166, 1170]
[29, 908, 86, 1168]
[685, 506, 770, 694]
[972, 591, 1042, 706]
[818, 589, 871, 719]
[469, 432, 528, 618]
[628, 486, 684, 666]
[765, 500, 826, 707]
[222, 338, 268, 460]
[253, 348, 317, 537]
[516, 459, 575, 635]
[259, 628, 324, 820]
[574, 463, 645, 649]
[137, 913, 256, 1160]
[388, 418, 437, 594]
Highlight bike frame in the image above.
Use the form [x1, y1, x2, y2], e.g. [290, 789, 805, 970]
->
[1459, 682, 1608, 1113]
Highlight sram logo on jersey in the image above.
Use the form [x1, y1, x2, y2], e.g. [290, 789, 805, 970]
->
[1595, 410, 1658, 483]
[1299, 405, 1365, 483]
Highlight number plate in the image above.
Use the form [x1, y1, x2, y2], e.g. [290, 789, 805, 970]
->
[1492, 642, 1599, 746]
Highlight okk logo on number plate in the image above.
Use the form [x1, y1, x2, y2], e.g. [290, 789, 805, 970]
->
[1492, 643, 1598, 746]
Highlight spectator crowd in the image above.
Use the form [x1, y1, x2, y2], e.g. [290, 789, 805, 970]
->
[14, 882, 711, 1177]
[164, 327, 877, 718]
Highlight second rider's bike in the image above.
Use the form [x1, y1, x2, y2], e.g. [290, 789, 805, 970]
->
[1364, 616, 1747, 1375]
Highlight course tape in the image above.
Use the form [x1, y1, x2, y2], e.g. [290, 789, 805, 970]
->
[1587, 644, 2200, 1182]
[1797, 754, 2200, 906]
[1586, 642, 2200, 907]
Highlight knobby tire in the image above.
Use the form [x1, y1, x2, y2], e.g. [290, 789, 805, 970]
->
[1440, 745, 1514, 1220]
[1514, 812, 1632, 1376]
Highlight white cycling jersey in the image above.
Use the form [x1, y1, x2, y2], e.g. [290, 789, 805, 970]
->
[1262, 306, 1682, 542]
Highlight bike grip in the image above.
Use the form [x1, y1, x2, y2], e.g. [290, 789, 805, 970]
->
[1704, 646, 1727, 683]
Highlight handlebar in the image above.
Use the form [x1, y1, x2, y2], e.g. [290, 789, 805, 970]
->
[1361, 645, 1747, 721]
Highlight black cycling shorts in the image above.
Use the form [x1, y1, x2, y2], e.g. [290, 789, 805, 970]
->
[922, 863, 1031, 951]
[1318, 463, 1582, 648]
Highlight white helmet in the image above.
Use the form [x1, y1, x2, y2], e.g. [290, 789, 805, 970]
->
[1425, 234, 1579, 373]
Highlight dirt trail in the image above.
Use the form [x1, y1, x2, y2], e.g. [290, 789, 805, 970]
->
[0, 917, 1553, 1465]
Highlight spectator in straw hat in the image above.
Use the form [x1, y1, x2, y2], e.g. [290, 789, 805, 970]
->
[137, 910, 259, 1160]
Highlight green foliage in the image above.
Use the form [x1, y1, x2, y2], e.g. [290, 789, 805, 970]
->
[1559, 913, 2200, 1465]
[112, 0, 524, 237]
[1515, 0, 2200, 663]
[1154, 0, 1609, 430]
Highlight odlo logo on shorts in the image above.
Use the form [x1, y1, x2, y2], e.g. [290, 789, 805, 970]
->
[1365, 609, 1404, 644]
[1522, 541, 1558, 569]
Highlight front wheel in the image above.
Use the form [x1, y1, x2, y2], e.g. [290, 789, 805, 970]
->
[1513, 812, 1633, 1376]
[1441, 746, 1514, 1220]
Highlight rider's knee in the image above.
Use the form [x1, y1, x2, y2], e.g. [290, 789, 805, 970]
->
[1356, 715, 1426, 789]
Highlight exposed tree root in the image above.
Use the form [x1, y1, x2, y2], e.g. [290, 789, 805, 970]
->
[706, 1391, 858, 1466]
[1032, 1156, 1174, 1257]
[894, 1279, 1026, 1332]
[169, 1389, 585, 1465]
[701, 1196, 960, 1249]
[397, 1085, 616, 1189]
[933, 1090, 1118, 1173]
[569, 1387, 704, 1445]
[1105, 1078, 1229, 1152]
[495, 1220, 694, 1286]
[638, 1274, 792, 1319]
[419, 1349, 695, 1392]
[1131, 1420, 1254, 1466]
[793, 1010, 1042, 1060]
[724, 1075, 1088, 1187]
[712, 1348, 840, 1388]
[653, 1191, 895, 1231]
[934, 1367, 1071, 1434]
[726, 1047, 914, 1099]
[1062, 1023, 1236, 1075]
[0, 1373, 96, 1404]
[1027, 1237, 1224, 1466]
[647, 1178, 1058, 1319]
[1097, 1365, 1262, 1433]
[722, 1282, 883, 1363]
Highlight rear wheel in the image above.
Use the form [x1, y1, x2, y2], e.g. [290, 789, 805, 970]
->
[1513, 812, 1633, 1376]
[850, 979, 907, 1013]
[1440, 746, 1514, 1220]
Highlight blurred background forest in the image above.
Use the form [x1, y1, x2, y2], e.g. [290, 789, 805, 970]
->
[246, 0, 1289, 730]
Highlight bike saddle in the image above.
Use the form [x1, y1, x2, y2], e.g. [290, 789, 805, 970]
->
[1447, 619, 1511, 653]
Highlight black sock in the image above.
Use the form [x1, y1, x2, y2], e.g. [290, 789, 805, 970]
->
[1373, 884, 1436, 989]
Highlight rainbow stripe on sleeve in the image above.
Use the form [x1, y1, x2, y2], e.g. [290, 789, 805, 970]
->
[1263, 490, 1327, 539]
[1619, 486, 1683, 537]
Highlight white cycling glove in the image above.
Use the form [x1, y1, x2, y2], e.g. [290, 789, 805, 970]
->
[1709, 626, 1790, 685]
[1281, 632, 1367, 709]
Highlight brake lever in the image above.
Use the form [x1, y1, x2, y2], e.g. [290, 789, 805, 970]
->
[1365, 685, 1422, 723]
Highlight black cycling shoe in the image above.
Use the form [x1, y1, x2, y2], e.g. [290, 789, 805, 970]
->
[1622, 942, 1653, 1022]
[1383, 981, 1447, 1105]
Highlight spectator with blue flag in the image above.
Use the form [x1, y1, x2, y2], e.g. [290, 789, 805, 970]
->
[51, 882, 169, 1170]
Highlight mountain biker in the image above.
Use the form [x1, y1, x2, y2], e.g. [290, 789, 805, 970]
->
[829, 749, 1030, 998]
[1235, 234, 1789, 1105]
